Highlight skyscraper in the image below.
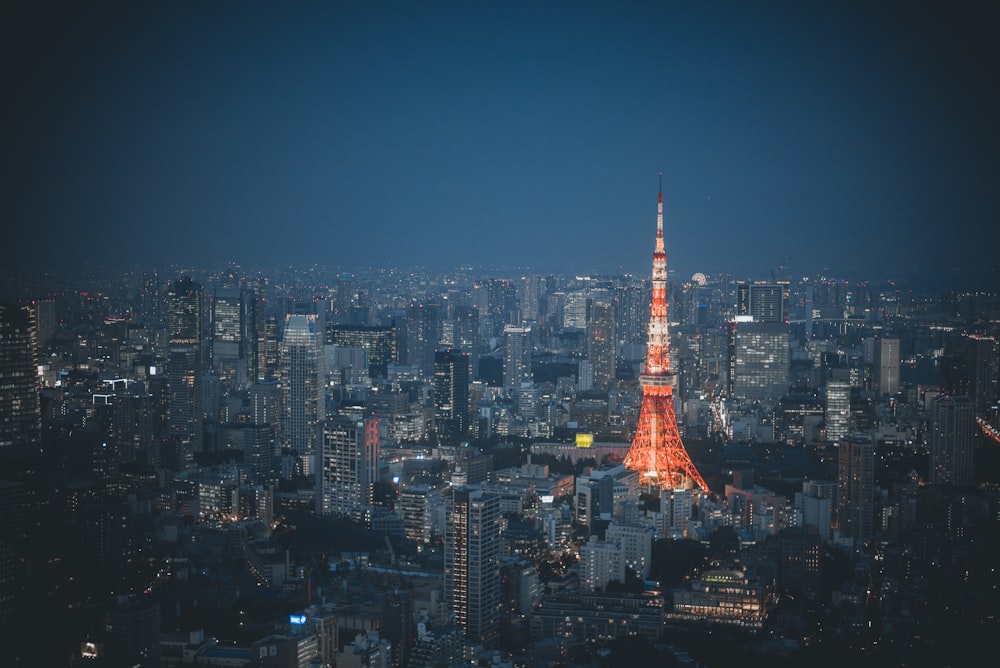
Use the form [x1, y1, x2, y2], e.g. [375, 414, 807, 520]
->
[167, 278, 204, 452]
[737, 282, 784, 323]
[966, 335, 997, 424]
[445, 487, 501, 645]
[837, 437, 874, 544]
[877, 337, 900, 396]
[406, 302, 440, 377]
[587, 298, 616, 391]
[929, 394, 975, 486]
[0, 303, 40, 451]
[825, 379, 851, 443]
[317, 417, 379, 520]
[623, 179, 709, 493]
[434, 348, 470, 444]
[731, 321, 789, 407]
[280, 314, 325, 465]
[503, 324, 531, 393]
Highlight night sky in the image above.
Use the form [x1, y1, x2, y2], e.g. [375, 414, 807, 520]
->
[3, 1, 999, 288]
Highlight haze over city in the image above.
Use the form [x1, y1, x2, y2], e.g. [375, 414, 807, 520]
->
[3, 0, 999, 288]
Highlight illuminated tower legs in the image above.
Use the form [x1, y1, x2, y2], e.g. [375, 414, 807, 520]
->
[623, 177, 709, 493]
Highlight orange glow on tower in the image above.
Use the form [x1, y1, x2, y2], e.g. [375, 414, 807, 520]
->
[623, 176, 710, 493]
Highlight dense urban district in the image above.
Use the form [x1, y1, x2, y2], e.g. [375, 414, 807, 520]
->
[2, 248, 999, 667]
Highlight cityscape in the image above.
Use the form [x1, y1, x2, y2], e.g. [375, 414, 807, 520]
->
[3, 2, 1000, 667]
[2, 186, 999, 666]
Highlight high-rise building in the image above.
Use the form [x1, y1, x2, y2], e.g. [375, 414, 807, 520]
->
[210, 280, 259, 389]
[328, 322, 399, 379]
[737, 282, 784, 323]
[0, 303, 40, 451]
[503, 325, 531, 393]
[825, 379, 851, 442]
[317, 417, 379, 520]
[445, 486, 501, 645]
[966, 335, 997, 423]
[434, 348, 470, 444]
[166, 278, 204, 452]
[280, 314, 325, 463]
[731, 321, 789, 406]
[929, 394, 976, 486]
[837, 437, 874, 544]
[587, 298, 616, 391]
[406, 302, 440, 377]
[877, 337, 900, 396]
[623, 180, 709, 493]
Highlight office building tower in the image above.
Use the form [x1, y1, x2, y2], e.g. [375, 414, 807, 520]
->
[929, 394, 976, 486]
[731, 321, 789, 406]
[478, 278, 519, 338]
[452, 305, 480, 354]
[796, 480, 835, 541]
[825, 379, 851, 442]
[737, 282, 784, 323]
[400, 485, 434, 546]
[328, 322, 399, 379]
[624, 180, 708, 492]
[280, 314, 325, 461]
[503, 325, 531, 393]
[434, 348, 470, 444]
[167, 278, 204, 452]
[579, 536, 625, 591]
[518, 274, 541, 321]
[606, 522, 655, 579]
[837, 437, 874, 544]
[406, 302, 440, 377]
[588, 298, 616, 391]
[877, 337, 900, 396]
[967, 335, 997, 421]
[210, 281, 259, 388]
[445, 487, 501, 645]
[317, 417, 379, 520]
[614, 281, 648, 346]
[0, 303, 40, 450]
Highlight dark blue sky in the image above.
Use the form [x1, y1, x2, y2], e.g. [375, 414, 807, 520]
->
[3, 1, 999, 288]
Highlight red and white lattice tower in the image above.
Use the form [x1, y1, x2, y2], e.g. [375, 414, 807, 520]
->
[623, 177, 710, 493]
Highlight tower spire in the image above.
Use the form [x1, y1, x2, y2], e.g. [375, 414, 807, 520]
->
[623, 176, 709, 493]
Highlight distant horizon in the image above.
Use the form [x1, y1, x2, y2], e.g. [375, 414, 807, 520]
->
[4, 1, 998, 295]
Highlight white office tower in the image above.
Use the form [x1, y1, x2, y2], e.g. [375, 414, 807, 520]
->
[796, 480, 835, 541]
[606, 522, 655, 579]
[580, 535, 625, 591]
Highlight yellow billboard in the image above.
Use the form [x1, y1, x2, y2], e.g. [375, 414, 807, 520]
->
[575, 433, 593, 448]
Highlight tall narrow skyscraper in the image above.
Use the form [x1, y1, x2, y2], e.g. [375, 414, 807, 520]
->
[877, 337, 900, 396]
[587, 298, 617, 391]
[837, 437, 874, 544]
[503, 324, 531, 393]
[929, 394, 975, 486]
[434, 348, 470, 444]
[445, 486, 501, 645]
[0, 303, 40, 451]
[623, 178, 709, 493]
[167, 278, 204, 452]
[280, 314, 325, 465]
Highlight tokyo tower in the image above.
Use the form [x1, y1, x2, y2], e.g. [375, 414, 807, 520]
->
[622, 177, 710, 493]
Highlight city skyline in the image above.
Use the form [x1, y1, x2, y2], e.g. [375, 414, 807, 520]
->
[3, 1, 999, 290]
